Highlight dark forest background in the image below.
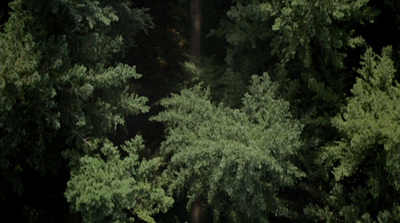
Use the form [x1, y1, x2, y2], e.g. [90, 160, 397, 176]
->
[1, 0, 400, 222]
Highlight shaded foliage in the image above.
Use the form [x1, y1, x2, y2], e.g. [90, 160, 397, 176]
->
[0, 0, 154, 221]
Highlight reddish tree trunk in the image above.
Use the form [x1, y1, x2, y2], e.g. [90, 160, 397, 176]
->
[190, 0, 201, 58]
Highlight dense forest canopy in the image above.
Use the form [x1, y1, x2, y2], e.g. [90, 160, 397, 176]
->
[1, 0, 400, 222]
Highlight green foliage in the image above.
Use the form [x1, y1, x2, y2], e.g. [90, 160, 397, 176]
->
[310, 47, 400, 221]
[3, 0, 400, 222]
[0, 0, 150, 197]
[64, 135, 173, 223]
[209, 0, 377, 125]
[23, 0, 153, 66]
[152, 73, 304, 222]
[203, 2, 383, 220]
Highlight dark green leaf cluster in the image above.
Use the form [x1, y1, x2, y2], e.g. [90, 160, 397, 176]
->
[209, 0, 377, 122]
[0, 0, 152, 215]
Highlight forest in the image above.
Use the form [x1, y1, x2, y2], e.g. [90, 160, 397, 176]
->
[1, 0, 400, 222]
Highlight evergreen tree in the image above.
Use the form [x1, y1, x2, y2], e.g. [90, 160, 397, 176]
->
[0, 0, 171, 221]
[200, 1, 382, 220]
[307, 47, 400, 222]
[64, 136, 173, 223]
[152, 73, 304, 222]
[208, 0, 375, 123]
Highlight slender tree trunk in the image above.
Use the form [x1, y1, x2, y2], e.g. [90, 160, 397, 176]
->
[190, 0, 203, 217]
[190, 0, 201, 58]
[191, 197, 204, 223]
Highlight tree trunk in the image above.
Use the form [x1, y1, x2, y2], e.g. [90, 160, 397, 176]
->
[190, 197, 204, 223]
[190, 0, 201, 58]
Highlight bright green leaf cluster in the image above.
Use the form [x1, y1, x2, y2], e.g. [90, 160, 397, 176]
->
[153, 73, 303, 222]
[312, 47, 400, 221]
[65, 136, 174, 223]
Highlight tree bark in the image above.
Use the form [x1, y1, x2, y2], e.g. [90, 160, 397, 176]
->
[190, 197, 204, 223]
[190, 0, 201, 58]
